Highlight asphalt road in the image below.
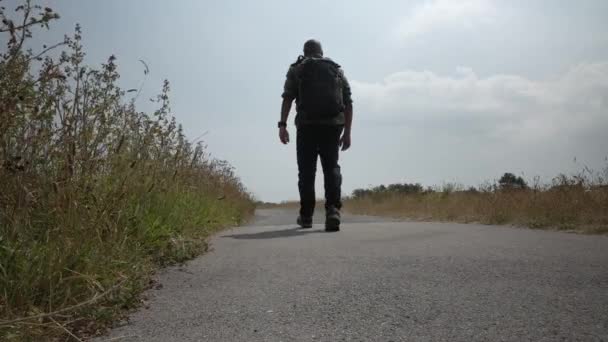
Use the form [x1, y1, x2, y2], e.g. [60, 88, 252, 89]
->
[97, 208, 608, 342]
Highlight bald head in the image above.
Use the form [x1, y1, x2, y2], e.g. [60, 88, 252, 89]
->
[303, 39, 323, 57]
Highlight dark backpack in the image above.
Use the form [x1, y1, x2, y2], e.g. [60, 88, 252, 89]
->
[296, 57, 345, 120]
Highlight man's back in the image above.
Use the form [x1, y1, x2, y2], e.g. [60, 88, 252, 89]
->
[282, 56, 352, 127]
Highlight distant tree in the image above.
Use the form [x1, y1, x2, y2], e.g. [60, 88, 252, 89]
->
[352, 188, 371, 198]
[351, 182, 424, 198]
[498, 173, 527, 190]
[373, 184, 387, 193]
[466, 186, 478, 193]
[387, 183, 423, 194]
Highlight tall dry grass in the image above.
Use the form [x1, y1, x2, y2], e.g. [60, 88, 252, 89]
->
[345, 172, 608, 234]
[0, 1, 254, 340]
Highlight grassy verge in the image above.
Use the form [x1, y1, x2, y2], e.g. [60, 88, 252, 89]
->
[0, 2, 254, 340]
[344, 173, 608, 234]
[1, 190, 253, 341]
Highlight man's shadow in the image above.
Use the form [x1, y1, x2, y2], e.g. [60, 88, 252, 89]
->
[222, 227, 325, 240]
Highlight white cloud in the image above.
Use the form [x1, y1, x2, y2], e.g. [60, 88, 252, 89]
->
[397, 0, 496, 39]
[351, 62, 608, 144]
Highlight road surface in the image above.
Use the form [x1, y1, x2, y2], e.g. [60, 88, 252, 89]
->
[97, 208, 608, 341]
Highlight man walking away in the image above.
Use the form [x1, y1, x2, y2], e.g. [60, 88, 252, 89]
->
[278, 39, 353, 232]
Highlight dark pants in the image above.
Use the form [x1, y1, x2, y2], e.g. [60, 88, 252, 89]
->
[296, 125, 343, 218]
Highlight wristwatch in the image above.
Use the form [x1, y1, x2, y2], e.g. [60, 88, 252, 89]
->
[278, 121, 287, 128]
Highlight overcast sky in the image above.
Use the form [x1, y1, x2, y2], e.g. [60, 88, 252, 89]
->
[19, 0, 608, 201]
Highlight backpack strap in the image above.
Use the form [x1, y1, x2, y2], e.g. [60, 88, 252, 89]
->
[291, 55, 306, 67]
[291, 56, 341, 68]
[320, 57, 340, 69]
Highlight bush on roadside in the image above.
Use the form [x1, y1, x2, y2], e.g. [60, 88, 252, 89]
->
[0, 1, 254, 340]
[345, 169, 608, 233]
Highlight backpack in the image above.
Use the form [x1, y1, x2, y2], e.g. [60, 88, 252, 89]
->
[296, 57, 345, 120]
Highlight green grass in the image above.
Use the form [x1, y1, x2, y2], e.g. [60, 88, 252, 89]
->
[0, 2, 255, 340]
[0, 180, 254, 341]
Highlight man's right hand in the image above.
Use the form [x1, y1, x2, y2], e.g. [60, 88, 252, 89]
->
[279, 127, 290, 144]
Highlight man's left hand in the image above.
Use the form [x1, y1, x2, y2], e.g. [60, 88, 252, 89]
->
[340, 133, 351, 151]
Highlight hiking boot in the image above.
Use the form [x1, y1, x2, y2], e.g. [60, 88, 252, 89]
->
[325, 208, 341, 232]
[297, 216, 313, 229]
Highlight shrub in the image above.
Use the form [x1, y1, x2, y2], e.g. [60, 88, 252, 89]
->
[346, 169, 608, 233]
[0, 1, 254, 339]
